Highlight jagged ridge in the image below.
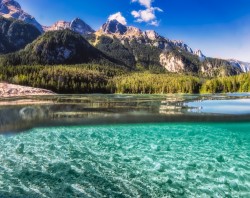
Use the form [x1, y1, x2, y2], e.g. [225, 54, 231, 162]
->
[45, 18, 94, 35]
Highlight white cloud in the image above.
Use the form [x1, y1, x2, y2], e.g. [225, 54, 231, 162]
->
[131, 0, 153, 9]
[131, 0, 163, 26]
[131, 7, 163, 26]
[150, 20, 160, 26]
[108, 12, 127, 25]
[132, 9, 155, 22]
[131, 10, 140, 18]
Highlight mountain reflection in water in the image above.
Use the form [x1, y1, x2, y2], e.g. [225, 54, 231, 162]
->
[0, 94, 250, 133]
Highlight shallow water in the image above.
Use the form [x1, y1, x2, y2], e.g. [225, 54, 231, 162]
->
[0, 123, 250, 197]
[0, 94, 250, 197]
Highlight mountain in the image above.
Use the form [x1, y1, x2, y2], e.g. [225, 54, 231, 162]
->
[44, 21, 70, 31]
[45, 18, 94, 35]
[0, 0, 95, 34]
[0, 16, 41, 54]
[101, 19, 128, 35]
[98, 20, 205, 57]
[171, 40, 194, 54]
[87, 19, 240, 76]
[194, 50, 206, 61]
[92, 20, 165, 70]
[0, 0, 248, 77]
[228, 59, 250, 73]
[0, 30, 120, 65]
[0, 0, 43, 32]
[86, 20, 214, 74]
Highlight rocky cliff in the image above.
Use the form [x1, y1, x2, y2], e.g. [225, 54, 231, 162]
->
[46, 18, 94, 35]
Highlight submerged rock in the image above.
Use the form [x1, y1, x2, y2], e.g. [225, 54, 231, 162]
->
[16, 143, 24, 154]
[216, 155, 225, 163]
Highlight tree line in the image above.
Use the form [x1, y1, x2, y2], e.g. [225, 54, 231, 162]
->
[0, 64, 249, 94]
[200, 72, 250, 93]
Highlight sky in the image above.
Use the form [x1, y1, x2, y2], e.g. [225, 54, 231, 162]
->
[18, 0, 250, 62]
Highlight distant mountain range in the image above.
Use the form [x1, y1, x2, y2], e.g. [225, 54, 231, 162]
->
[0, 0, 249, 76]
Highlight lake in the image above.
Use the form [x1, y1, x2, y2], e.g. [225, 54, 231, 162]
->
[0, 94, 249, 197]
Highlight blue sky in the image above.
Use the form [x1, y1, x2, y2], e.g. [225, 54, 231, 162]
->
[18, 0, 250, 62]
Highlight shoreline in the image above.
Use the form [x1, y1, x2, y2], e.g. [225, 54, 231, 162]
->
[0, 83, 55, 98]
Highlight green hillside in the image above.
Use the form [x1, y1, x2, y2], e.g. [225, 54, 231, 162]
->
[0, 30, 127, 66]
[0, 16, 41, 54]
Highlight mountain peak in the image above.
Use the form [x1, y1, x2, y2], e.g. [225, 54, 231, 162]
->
[0, 0, 43, 32]
[46, 17, 94, 35]
[172, 40, 194, 54]
[194, 49, 206, 61]
[143, 30, 159, 40]
[125, 26, 142, 37]
[101, 19, 127, 35]
[46, 20, 70, 31]
[100, 20, 153, 39]
[1, 0, 21, 9]
[229, 59, 250, 73]
[70, 17, 94, 35]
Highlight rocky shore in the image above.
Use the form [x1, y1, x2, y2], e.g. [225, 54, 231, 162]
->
[0, 83, 55, 97]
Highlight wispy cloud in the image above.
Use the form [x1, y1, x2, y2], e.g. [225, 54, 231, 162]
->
[131, 0, 163, 26]
[108, 12, 127, 25]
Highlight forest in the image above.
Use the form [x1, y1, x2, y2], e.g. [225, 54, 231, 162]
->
[200, 72, 250, 93]
[0, 64, 249, 94]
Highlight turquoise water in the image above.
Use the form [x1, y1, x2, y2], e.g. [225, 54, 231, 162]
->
[0, 123, 250, 197]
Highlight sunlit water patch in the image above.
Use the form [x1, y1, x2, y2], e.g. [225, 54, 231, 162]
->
[186, 99, 250, 114]
[0, 123, 249, 197]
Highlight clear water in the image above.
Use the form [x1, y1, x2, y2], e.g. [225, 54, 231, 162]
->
[0, 123, 249, 197]
[0, 94, 250, 197]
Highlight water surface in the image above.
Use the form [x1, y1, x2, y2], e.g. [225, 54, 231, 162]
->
[0, 93, 250, 133]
